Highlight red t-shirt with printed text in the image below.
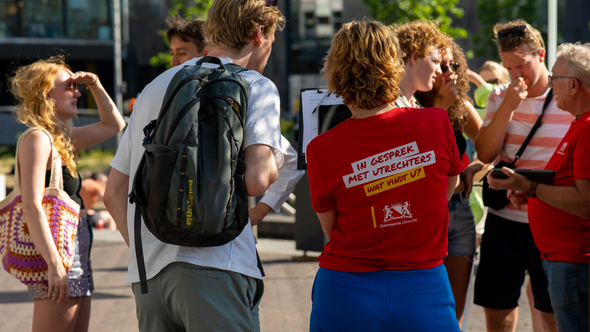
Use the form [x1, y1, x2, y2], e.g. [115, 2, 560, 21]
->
[307, 107, 462, 272]
[528, 111, 590, 264]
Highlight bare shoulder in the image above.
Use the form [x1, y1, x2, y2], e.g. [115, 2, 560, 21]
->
[18, 129, 53, 166]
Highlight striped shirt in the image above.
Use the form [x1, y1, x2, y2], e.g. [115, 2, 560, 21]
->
[483, 85, 574, 223]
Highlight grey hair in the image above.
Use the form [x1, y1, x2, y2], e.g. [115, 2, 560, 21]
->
[556, 42, 590, 87]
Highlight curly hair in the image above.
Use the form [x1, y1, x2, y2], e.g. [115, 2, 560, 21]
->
[321, 19, 404, 110]
[494, 19, 544, 54]
[393, 20, 446, 63]
[415, 40, 470, 131]
[8, 56, 77, 177]
[166, 15, 208, 53]
[205, 0, 285, 51]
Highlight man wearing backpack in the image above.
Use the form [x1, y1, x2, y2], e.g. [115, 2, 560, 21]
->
[164, 14, 304, 228]
[473, 20, 573, 332]
[103, 0, 285, 330]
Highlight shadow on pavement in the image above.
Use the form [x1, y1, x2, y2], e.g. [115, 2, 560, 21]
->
[0, 291, 32, 304]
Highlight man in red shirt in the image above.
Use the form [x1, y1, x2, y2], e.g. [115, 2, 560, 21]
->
[488, 42, 590, 332]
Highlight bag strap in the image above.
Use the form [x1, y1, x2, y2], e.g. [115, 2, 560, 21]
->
[13, 127, 64, 191]
[196, 56, 227, 70]
[511, 89, 553, 167]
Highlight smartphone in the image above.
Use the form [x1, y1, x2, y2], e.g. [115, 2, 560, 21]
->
[491, 168, 555, 185]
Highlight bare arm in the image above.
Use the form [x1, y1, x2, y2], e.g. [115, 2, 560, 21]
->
[488, 167, 590, 219]
[19, 131, 70, 302]
[463, 101, 483, 142]
[71, 72, 126, 149]
[249, 202, 272, 226]
[467, 69, 487, 88]
[104, 168, 130, 246]
[316, 209, 337, 238]
[475, 78, 528, 163]
[243, 144, 278, 197]
[447, 175, 459, 201]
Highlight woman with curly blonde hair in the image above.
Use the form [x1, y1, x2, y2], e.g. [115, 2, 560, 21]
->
[8, 56, 125, 332]
[415, 40, 484, 326]
[306, 19, 461, 331]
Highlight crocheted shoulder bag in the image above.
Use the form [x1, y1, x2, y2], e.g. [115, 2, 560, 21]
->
[0, 127, 80, 286]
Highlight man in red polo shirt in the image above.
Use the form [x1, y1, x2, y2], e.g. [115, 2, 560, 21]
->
[488, 42, 590, 332]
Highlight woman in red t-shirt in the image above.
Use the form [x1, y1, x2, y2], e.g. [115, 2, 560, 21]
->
[307, 19, 462, 331]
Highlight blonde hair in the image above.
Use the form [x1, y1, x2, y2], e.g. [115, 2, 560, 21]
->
[556, 42, 590, 87]
[494, 20, 545, 54]
[205, 0, 285, 51]
[8, 56, 77, 177]
[477, 60, 511, 85]
[322, 19, 404, 110]
[393, 20, 447, 63]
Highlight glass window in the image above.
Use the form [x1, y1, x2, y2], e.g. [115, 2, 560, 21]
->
[0, 0, 111, 40]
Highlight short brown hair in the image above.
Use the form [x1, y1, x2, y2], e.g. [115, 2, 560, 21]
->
[166, 15, 208, 53]
[322, 20, 404, 110]
[394, 20, 447, 63]
[205, 0, 285, 51]
[494, 20, 544, 54]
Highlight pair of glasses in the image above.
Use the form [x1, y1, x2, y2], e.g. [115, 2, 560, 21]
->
[497, 25, 543, 48]
[68, 82, 79, 93]
[265, 0, 277, 7]
[486, 78, 499, 85]
[441, 63, 459, 73]
[548, 75, 578, 86]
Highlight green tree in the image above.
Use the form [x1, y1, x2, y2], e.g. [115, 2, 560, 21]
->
[361, 0, 467, 40]
[473, 0, 539, 60]
[150, 0, 214, 68]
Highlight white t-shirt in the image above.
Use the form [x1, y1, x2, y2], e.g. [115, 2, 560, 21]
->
[483, 85, 574, 223]
[111, 57, 284, 283]
[259, 135, 305, 212]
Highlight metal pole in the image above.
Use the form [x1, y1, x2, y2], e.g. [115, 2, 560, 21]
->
[547, 0, 557, 71]
[113, 0, 123, 146]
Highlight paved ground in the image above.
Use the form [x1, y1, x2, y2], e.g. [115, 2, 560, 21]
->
[0, 230, 537, 332]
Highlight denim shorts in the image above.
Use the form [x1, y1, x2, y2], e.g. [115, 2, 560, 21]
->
[310, 265, 460, 331]
[447, 194, 476, 257]
[542, 260, 589, 332]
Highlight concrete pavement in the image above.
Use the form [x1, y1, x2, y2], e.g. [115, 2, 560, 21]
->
[0, 230, 537, 332]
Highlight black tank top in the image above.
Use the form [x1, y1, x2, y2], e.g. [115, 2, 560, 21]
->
[45, 166, 83, 209]
[454, 130, 466, 158]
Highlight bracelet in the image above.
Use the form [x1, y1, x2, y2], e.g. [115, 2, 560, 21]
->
[526, 181, 538, 198]
[88, 74, 98, 86]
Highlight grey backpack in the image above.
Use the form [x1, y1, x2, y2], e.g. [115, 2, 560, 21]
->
[129, 57, 252, 293]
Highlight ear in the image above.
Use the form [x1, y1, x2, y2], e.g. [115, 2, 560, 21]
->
[253, 26, 265, 47]
[571, 78, 580, 95]
[538, 48, 546, 62]
[409, 52, 418, 66]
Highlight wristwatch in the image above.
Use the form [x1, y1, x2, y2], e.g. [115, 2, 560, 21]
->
[526, 181, 539, 198]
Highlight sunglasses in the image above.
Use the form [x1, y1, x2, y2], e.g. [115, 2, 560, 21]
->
[548, 75, 578, 86]
[265, 0, 277, 7]
[497, 25, 543, 48]
[441, 63, 459, 73]
[68, 82, 79, 93]
[486, 78, 499, 85]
